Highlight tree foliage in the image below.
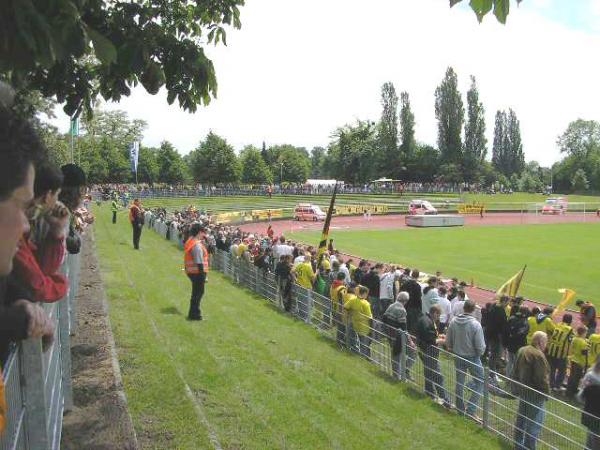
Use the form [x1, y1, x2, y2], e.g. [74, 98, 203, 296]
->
[492, 109, 524, 177]
[463, 76, 487, 182]
[435, 67, 464, 165]
[399, 91, 416, 160]
[0, 0, 244, 117]
[240, 146, 273, 184]
[377, 82, 399, 177]
[450, 0, 523, 24]
[189, 132, 241, 184]
[157, 141, 188, 184]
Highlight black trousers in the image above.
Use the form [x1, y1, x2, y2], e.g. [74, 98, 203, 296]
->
[132, 223, 142, 249]
[188, 273, 206, 319]
[112, 211, 117, 223]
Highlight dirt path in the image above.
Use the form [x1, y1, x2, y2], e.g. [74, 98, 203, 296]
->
[61, 230, 138, 450]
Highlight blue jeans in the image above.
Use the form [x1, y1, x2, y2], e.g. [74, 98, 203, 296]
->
[514, 396, 546, 450]
[454, 355, 484, 416]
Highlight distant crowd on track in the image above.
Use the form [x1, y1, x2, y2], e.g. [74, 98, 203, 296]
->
[130, 200, 600, 450]
[91, 180, 516, 201]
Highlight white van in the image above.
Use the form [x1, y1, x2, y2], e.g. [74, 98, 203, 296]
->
[408, 199, 438, 215]
[294, 203, 327, 221]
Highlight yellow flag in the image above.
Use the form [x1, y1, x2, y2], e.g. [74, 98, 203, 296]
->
[552, 289, 576, 319]
[317, 183, 338, 261]
[495, 266, 526, 300]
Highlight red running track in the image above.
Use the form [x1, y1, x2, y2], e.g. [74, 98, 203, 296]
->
[240, 213, 599, 320]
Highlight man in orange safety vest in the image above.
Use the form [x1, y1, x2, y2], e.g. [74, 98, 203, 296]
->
[184, 223, 209, 320]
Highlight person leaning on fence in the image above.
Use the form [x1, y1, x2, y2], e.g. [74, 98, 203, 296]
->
[511, 331, 551, 450]
[0, 102, 56, 433]
[383, 292, 408, 379]
[486, 295, 509, 383]
[344, 285, 372, 357]
[503, 306, 531, 379]
[184, 223, 209, 321]
[567, 325, 590, 397]
[546, 313, 573, 392]
[330, 272, 347, 346]
[577, 355, 600, 450]
[445, 299, 486, 420]
[415, 304, 451, 408]
[275, 255, 294, 312]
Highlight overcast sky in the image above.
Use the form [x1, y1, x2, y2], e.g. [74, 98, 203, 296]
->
[53, 0, 600, 166]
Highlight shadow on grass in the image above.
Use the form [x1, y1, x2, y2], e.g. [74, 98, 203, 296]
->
[160, 306, 182, 315]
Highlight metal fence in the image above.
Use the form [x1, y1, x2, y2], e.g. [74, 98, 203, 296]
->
[148, 220, 598, 449]
[0, 252, 80, 450]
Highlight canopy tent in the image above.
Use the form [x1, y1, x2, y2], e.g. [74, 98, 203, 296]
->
[305, 179, 341, 186]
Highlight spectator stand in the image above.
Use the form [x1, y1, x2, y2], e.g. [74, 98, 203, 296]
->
[0, 252, 81, 450]
[147, 218, 595, 450]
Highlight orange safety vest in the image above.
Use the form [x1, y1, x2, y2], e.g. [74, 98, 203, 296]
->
[184, 238, 209, 275]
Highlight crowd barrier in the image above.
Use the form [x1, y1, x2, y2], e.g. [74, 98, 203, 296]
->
[0, 251, 81, 450]
[148, 218, 596, 449]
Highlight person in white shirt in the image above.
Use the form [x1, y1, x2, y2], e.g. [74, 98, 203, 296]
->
[451, 290, 467, 319]
[437, 286, 452, 333]
[338, 257, 351, 284]
[421, 277, 439, 315]
[379, 266, 396, 317]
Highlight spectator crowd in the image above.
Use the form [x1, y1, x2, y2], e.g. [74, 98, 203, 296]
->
[144, 202, 600, 450]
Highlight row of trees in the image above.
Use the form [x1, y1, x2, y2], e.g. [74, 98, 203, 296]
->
[39, 78, 599, 193]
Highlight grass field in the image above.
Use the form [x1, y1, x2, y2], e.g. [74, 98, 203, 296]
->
[135, 192, 600, 215]
[94, 206, 505, 449]
[292, 223, 600, 305]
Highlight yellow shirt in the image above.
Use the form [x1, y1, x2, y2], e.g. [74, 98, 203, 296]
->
[526, 315, 556, 344]
[344, 296, 372, 336]
[294, 262, 315, 289]
[588, 334, 600, 367]
[320, 258, 331, 271]
[330, 284, 347, 315]
[570, 336, 590, 368]
[547, 323, 573, 360]
[237, 243, 247, 257]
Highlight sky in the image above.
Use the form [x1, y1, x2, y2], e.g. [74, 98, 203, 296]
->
[53, 0, 600, 166]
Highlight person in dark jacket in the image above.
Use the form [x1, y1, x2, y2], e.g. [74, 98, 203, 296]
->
[577, 356, 600, 450]
[415, 305, 450, 407]
[400, 269, 423, 333]
[362, 264, 381, 318]
[503, 306, 530, 377]
[486, 296, 509, 379]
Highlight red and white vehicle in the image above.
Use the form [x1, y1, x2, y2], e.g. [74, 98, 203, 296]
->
[408, 199, 438, 215]
[294, 203, 327, 221]
[541, 197, 568, 215]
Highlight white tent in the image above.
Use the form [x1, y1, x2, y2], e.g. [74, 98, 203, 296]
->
[305, 179, 341, 186]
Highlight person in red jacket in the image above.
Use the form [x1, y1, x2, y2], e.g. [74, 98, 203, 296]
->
[12, 162, 70, 303]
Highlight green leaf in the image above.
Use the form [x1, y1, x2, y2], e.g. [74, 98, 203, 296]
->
[470, 0, 493, 22]
[449, 0, 463, 6]
[493, 0, 510, 24]
[86, 26, 117, 65]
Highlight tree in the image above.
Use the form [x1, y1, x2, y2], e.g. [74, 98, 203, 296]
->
[240, 146, 273, 184]
[404, 144, 441, 182]
[492, 109, 523, 177]
[399, 91, 416, 161]
[571, 169, 589, 192]
[557, 119, 600, 158]
[137, 146, 160, 184]
[435, 67, 464, 165]
[463, 76, 487, 182]
[156, 141, 187, 184]
[450, 0, 523, 24]
[377, 82, 400, 177]
[274, 145, 311, 183]
[1, 1, 243, 117]
[310, 146, 327, 178]
[189, 132, 240, 184]
[327, 120, 378, 184]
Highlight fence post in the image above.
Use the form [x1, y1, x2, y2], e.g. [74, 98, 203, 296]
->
[21, 338, 50, 449]
[400, 331, 407, 382]
[305, 290, 312, 324]
[58, 295, 73, 411]
[482, 366, 490, 430]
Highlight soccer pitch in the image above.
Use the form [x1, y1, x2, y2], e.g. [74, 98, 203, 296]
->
[94, 207, 504, 449]
[291, 222, 600, 305]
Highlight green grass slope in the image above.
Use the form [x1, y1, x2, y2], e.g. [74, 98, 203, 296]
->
[293, 223, 600, 304]
[94, 206, 505, 449]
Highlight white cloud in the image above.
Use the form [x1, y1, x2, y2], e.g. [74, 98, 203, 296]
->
[53, 0, 600, 166]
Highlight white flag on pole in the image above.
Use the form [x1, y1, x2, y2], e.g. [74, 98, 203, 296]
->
[130, 141, 140, 173]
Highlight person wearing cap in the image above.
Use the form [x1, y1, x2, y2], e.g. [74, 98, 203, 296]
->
[129, 198, 144, 250]
[576, 300, 597, 337]
[184, 223, 209, 321]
